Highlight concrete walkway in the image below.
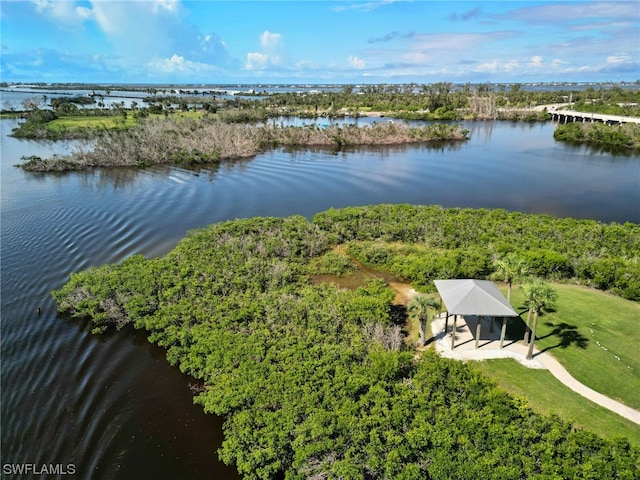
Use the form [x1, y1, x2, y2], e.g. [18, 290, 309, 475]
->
[429, 314, 640, 425]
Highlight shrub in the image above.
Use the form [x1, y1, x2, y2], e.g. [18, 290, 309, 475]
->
[310, 251, 357, 275]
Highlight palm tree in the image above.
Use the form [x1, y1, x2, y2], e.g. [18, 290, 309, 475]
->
[407, 294, 438, 347]
[492, 252, 529, 303]
[522, 304, 534, 346]
[523, 279, 557, 360]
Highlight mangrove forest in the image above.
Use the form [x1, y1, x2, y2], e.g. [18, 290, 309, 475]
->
[53, 205, 640, 479]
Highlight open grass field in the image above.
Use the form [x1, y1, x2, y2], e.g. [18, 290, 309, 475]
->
[46, 115, 136, 131]
[441, 282, 640, 444]
[474, 358, 640, 445]
[507, 283, 640, 410]
[45, 110, 205, 133]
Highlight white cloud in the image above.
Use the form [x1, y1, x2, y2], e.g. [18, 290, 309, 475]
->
[260, 31, 283, 49]
[245, 30, 285, 70]
[465, 59, 526, 75]
[32, 0, 93, 27]
[607, 54, 631, 64]
[91, 1, 130, 35]
[198, 33, 227, 57]
[503, 1, 638, 24]
[401, 51, 428, 64]
[87, 0, 233, 70]
[246, 52, 269, 70]
[348, 55, 365, 69]
[476, 60, 499, 73]
[148, 54, 211, 73]
[152, 0, 180, 14]
[559, 65, 597, 74]
[395, 32, 515, 65]
[76, 6, 92, 19]
[503, 60, 520, 72]
[528, 55, 543, 68]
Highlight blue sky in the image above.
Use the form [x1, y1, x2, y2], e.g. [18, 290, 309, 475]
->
[1, 0, 638, 84]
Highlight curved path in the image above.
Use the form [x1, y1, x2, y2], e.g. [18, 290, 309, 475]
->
[429, 315, 640, 425]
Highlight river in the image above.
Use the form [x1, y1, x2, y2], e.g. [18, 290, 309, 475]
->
[1, 117, 638, 479]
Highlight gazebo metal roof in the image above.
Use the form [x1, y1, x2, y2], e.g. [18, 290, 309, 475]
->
[434, 279, 518, 317]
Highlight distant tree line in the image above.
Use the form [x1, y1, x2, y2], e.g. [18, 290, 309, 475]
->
[261, 83, 640, 120]
[10, 84, 640, 121]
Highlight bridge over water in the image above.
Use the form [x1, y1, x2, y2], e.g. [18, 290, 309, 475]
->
[550, 109, 640, 125]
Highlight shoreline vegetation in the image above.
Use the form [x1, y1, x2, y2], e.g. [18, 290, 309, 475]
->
[553, 121, 640, 151]
[53, 205, 639, 479]
[7, 82, 640, 171]
[16, 119, 469, 172]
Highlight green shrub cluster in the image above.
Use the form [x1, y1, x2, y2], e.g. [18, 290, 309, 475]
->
[347, 242, 493, 290]
[313, 205, 640, 300]
[571, 100, 640, 117]
[53, 207, 640, 479]
[218, 108, 269, 123]
[309, 251, 358, 275]
[50, 95, 94, 108]
[10, 109, 59, 138]
[554, 122, 640, 151]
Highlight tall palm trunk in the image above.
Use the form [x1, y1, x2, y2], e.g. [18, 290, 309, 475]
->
[523, 308, 533, 345]
[526, 309, 540, 360]
[419, 317, 426, 346]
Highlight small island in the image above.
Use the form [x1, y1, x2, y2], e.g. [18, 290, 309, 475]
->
[15, 120, 469, 172]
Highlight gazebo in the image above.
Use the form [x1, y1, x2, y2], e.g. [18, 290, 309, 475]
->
[433, 279, 519, 349]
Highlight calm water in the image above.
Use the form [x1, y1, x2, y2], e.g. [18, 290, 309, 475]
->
[1, 118, 638, 479]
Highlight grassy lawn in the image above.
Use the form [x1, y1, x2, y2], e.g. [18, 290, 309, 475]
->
[46, 110, 205, 133]
[474, 359, 640, 445]
[507, 283, 640, 410]
[47, 114, 136, 132]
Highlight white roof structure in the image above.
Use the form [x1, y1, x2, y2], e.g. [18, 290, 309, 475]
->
[433, 279, 518, 317]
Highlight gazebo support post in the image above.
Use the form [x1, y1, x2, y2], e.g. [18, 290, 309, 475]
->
[499, 317, 507, 349]
[450, 315, 457, 350]
[434, 279, 519, 351]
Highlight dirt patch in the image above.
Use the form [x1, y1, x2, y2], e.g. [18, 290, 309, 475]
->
[310, 246, 416, 306]
[388, 280, 416, 306]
